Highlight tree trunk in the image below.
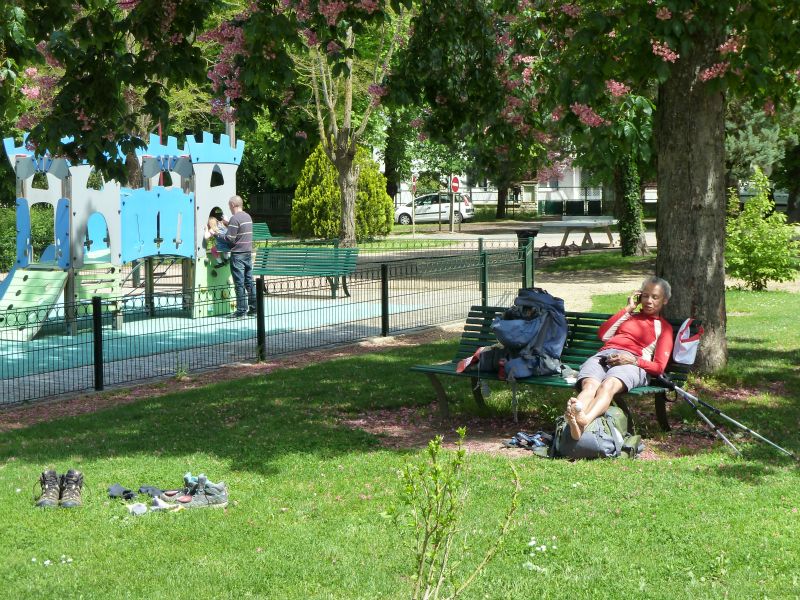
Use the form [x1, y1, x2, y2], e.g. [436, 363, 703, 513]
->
[613, 157, 648, 256]
[654, 37, 728, 372]
[335, 145, 358, 248]
[383, 113, 403, 202]
[496, 186, 508, 219]
[788, 187, 800, 223]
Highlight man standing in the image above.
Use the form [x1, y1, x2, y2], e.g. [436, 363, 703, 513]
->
[219, 195, 256, 317]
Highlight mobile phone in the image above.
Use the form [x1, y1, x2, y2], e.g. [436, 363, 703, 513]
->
[634, 293, 641, 304]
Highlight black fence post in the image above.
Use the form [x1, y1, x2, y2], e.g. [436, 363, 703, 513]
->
[92, 296, 104, 391]
[480, 251, 489, 306]
[381, 264, 389, 336]
[256, 276, 266, 361]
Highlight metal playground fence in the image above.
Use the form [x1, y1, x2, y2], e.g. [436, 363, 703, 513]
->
[1, 239, 535, 405]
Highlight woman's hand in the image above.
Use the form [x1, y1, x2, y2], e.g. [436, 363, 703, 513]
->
[626, 290, 641, 313]
[606, 353, 637, 367]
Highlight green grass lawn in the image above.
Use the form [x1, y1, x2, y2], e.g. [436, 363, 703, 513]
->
[539, 251, 655, 273]
[1, 291, 799, 598]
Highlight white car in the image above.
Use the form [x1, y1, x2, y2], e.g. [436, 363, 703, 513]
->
[394, 193, 475, 225]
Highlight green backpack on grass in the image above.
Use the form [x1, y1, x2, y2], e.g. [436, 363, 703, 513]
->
[534, 406, 643, 459]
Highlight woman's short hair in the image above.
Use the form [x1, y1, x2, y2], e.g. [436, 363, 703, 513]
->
[641, 276, 671, 300]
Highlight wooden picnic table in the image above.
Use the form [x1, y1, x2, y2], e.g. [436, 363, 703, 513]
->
[538, 217, 618, 249]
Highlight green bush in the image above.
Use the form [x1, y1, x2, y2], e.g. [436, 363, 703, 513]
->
[292, 144, 394, 240]
[726, 168, 800, 291]
[0, 206, 55, 272]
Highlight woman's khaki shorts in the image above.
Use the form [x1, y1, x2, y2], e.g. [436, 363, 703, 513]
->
[577, 348, 648, 392]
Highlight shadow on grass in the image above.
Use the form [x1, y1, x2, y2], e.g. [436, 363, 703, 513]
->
[0, 342, 459, 474]
[2, 315, 799, 471]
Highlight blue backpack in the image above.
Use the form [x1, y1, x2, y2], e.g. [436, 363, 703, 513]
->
[489, 287, 568, 380]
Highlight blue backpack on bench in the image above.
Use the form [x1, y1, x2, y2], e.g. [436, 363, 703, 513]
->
[487, 287, 568, 380]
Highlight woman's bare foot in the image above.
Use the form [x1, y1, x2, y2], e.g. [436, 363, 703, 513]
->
[565, 398, 583, 440]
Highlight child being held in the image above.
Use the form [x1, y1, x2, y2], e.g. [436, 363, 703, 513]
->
[205, 216, 233, 263]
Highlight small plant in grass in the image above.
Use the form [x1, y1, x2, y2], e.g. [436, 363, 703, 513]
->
[393, 428, 521, 600]
[174, 357, 190, 381]
[725, 168, 800, 291]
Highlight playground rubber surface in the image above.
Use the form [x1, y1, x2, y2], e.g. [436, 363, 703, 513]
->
[0, 295, 413, 379]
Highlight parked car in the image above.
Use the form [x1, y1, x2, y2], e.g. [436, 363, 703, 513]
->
[394, 193, 475, 225]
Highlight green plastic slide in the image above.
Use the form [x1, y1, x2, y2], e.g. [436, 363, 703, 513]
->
[0, 267, 68, 341]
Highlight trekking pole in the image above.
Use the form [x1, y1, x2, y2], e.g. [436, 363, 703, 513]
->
[655, 376, 796, 459]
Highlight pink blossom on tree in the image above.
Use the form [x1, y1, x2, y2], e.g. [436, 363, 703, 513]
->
[560, 3, 581, 18]
[301, 28, 319, 46]
[651, 40, 679, 62]
[605, 79, 631, 97]
[718, 35, 743, 54]
[368, 83, 388, 106]
[763, 98, 776, 116]
[319, 0, 348, 26]
[656, 7, 672, 20]
[21, 85, 41, 100]
[699, 62, 729, 81]
[570, 102, 608, 126]
[359, 0, 380, 13]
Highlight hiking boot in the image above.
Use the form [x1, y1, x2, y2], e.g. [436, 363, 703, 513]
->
[35, 469, 61, 508]
[59, 469, 84, 508]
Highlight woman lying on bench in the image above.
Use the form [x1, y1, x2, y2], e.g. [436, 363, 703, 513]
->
[566, 277, 675, 440]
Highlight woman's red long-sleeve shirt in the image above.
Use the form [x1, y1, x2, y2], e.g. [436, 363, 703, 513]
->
[597, 309, 674, 376]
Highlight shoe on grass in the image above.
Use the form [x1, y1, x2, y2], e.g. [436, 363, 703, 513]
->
[177, 485, 229, 509]
[35, 469, 61, 508]
[60, 469, 84, 508]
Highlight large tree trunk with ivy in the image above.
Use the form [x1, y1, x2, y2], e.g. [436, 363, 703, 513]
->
[654, 38, 728, 372]
[613, 155, 648, 256]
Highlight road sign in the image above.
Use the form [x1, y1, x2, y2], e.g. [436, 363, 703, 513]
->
[411, 173, 417, 195]
[451, 176, 460, 193]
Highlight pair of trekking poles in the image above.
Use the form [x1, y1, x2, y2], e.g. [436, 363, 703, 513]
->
[654, 375, 796, 459]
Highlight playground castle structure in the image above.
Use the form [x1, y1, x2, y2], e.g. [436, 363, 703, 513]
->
[0, 131, 245, 341]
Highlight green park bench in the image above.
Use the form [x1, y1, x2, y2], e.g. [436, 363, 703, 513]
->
[253, 246, 359, 298]
[252, 222, 274, 246]
[411, 305, 694, 430]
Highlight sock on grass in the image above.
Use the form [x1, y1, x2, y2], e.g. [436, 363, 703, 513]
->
[108, 484, 135, 500]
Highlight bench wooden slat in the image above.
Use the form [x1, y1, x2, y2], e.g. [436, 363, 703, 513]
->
[412, 305, 696, 429]
[253, 246, 359, 298]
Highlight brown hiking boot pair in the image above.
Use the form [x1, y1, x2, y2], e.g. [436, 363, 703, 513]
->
[35, 469, 84, 508]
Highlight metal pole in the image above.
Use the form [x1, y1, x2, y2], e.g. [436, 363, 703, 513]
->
[523, 238, 533, 289]
[381, 264, 389, 336]
[256, 277, 266, 361]
[92, 296, 104, 391]
[480, 251, 489, 306]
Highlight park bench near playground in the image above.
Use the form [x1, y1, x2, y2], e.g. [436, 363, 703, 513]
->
[253, 246, 359, 298]
[411, 305, 694, 430]
[252, 222, 274, 247]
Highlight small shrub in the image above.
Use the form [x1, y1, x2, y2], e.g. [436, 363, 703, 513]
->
[726, 168, 800, 291]
[393, 429, 520, 600]
[292, 144, 394, 240]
